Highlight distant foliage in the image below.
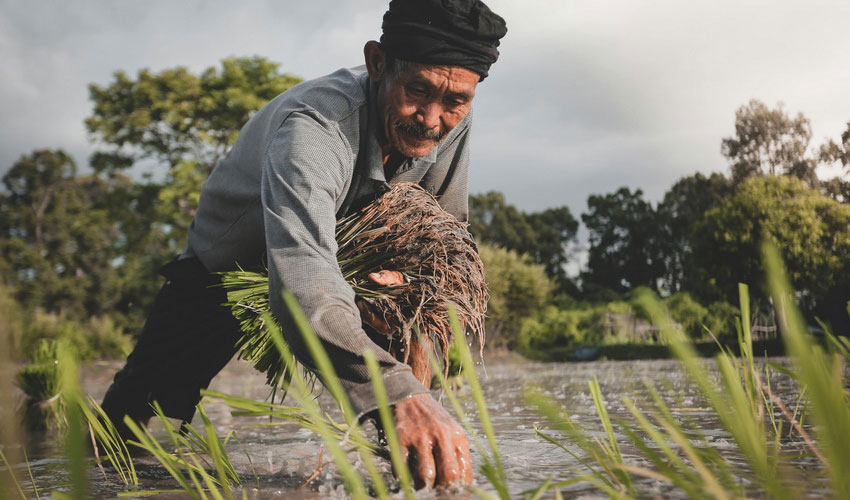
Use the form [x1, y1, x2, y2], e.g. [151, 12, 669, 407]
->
[722, 99, 817, 185]
[18, 312, 132, 361]
[478, 244, 554, 348]
[693, 175, 850, 331]
[86, 56, 302, 244]
[581, 187, 663, 294]
[518, 292, 739, 353]
[469, 192, 579, 294]
[655, 173, 734, 293]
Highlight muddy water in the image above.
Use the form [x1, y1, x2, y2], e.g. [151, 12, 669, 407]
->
[14, 355, 812, 499]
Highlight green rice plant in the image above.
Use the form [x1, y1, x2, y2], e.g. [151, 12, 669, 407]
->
[222, 183, 488, 390]
[526, 387, 635, 498]
[634, 288, 794, 499]
[363, 349, 415, 499]
[123, 401, 244, 500]
[1, 290, 31, 500]
[78, 396, 138, 487]
[260, 304, 383, 499]
[525, 243, 850, 498]
[201, 390, 383, 458]
[53, 343, 89, 500]
[762, 241, 850, 497]
[0, 448, 28, 500]
[15, 339, 66, 431]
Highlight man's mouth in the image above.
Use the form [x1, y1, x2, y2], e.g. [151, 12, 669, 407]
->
[394, 121, 445, 142]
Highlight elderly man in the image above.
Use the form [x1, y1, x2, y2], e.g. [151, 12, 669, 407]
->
[101, 0, 507, 489]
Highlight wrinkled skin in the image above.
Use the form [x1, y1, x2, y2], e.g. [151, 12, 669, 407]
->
[363, 41, 479, 159]
[361, 269, 473, 489]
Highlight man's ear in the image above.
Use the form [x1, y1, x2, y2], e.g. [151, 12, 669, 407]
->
[364, 41, 386, 83]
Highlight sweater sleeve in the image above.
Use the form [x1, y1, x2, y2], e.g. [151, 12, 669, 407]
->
[260, 110, 428, 416]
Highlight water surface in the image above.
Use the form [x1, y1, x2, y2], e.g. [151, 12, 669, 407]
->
[15, 355, 813, 498]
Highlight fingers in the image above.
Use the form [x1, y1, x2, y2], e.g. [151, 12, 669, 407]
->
[393, 393, 473, 490]
[368, 270, 406, 286]
[434, 426, 472, 487]
[458, 433, 474, 484]
[407, 441, 437, 490]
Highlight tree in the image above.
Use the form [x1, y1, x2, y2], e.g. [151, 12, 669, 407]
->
[819, 120, 850, 170]
[468, 192, 537, 251]
[721, 100, 817, 185]
[86, 56, 303, 238]
[819, 121, 850, 203]
[655, 172, 733, 293]
[581, 187, 663, 294]
[0, 150, 121, 319]
[692, 175, 850, 331]
[86, 56, 302, 174]
[525, 207, 580, 292]
[468, 192, 578, 293]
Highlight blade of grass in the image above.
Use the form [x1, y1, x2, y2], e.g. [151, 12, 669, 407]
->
[363, 349, 414, 499]
[448, 305, 504, 484]
[261, 310, 374, 499]
[281, 292, 393, 496]
[0, 449, 27, 500]
[22, 448, 40, 500]
[763, 241, 850, 498]
[57, 344, 89, 500]
[588, 377, 634, 494]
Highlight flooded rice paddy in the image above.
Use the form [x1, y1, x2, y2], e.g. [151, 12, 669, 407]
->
[13, 355, 812, 499]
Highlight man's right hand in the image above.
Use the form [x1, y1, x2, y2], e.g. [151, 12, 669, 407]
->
[392, 392, 473, 489]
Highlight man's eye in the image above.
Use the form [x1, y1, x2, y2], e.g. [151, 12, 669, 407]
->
[407, 86, 427, 96]
[445, 97, 467, 108]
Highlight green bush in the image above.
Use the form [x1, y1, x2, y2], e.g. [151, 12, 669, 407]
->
[664, 292, 709, 339]
[15, 339, 66, 430]
[479, 244, 554, 348]
[518, 306, 590, 351]
[20, 311, 132, 361]
[704, 300, 740, 339]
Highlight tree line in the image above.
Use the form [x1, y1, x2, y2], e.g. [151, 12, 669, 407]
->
[469, 99, 850, 346]
[1, 57, 848, 359]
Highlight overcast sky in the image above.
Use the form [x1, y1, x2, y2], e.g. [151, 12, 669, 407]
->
[2, 0, 849, 216]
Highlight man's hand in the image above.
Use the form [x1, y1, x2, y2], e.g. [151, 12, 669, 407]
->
[393, 393, 473, 489]
[356, 270, 406, 335]
[357, 270, 433, 386]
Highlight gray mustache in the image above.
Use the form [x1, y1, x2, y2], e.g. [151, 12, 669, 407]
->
[394, 121, 446, 141]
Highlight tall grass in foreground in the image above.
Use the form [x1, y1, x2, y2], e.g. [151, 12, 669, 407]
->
[7, 239, 850, 499]
[527, 241, 849, 498]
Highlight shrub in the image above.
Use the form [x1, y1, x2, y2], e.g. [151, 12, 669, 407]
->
[518, 306, 589, 352]
[20, 312, 132, 361]
[479, 244, 554, 348]
[704, 300, 740, 339]
[664, 292, 709, 339]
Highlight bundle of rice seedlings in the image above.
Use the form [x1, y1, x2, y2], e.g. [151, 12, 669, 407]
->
[15, 339, 66, 431]
[221, 182, 488, 389]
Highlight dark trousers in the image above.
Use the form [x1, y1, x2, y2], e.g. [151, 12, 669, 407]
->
[100, 257, 242, 437]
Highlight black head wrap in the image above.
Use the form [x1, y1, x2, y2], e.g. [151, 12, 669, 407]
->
[380, 0, 507, 80]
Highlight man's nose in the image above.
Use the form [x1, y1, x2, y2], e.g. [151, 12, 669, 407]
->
[415, 102, 441, 131]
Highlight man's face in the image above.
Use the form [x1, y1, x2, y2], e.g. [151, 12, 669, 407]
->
[377, 63, 479, 158]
